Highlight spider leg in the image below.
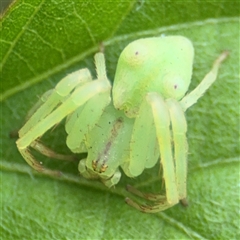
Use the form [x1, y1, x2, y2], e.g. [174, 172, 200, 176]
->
[30, 140, 77, 161]
[121, 99, 159, 177]
[19, 70, 93, 171]
[25, 90, 53, 121]
[126, 185, 166, 201]
[18, 148, 61, 176]
[180, 51, 229, 111]
[19, 68, 92, 138]
[166, 99, 187, 201]
[125, 93, 179, 213]
[17, 53, 111, 175]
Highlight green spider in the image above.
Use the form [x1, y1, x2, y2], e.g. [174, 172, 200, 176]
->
[16, 36, 228, 213]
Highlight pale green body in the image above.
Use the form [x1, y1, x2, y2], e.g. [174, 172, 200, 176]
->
[16, 36, 227, 213]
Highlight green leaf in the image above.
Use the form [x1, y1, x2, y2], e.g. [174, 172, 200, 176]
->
[1, 1, 239, 239]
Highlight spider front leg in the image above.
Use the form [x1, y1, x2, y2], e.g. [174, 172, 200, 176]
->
[16, 53, 111, 176]
[17, 69, 93, 176]
[166, 98, 188, 201]
[180, 51, 229, 111]
[23, 90, 77, 163]
[126, 93, 187, 213]
[18, 68, 92, 138]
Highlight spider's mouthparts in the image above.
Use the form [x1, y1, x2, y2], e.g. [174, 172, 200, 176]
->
[92, 160, 108, 173]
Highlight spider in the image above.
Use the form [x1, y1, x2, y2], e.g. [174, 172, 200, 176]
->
[16, 36, 228, 213]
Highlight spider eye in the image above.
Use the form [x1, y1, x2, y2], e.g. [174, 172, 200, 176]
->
[162, 73, 188, 100]
[121, 41, 148, 67]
